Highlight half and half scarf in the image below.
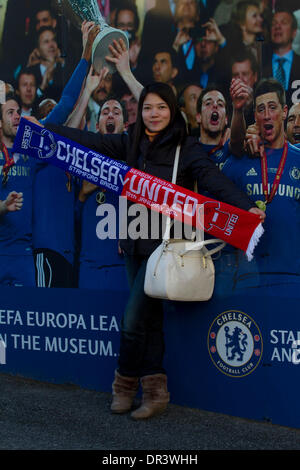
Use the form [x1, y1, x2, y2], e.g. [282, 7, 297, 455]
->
[12, 118, 264, 260]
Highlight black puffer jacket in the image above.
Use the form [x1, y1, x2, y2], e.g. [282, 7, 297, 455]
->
[46, 122, 255, 256]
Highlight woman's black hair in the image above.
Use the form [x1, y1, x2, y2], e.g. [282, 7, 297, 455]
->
[129, 82, 187, 166]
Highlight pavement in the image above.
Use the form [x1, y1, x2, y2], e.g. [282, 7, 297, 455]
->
[0, 372, 299, 458]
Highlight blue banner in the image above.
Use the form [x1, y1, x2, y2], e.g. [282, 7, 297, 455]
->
[13, 118, 130, 195]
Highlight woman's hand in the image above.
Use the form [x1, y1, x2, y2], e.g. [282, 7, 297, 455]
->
[249, 207, 266, 222]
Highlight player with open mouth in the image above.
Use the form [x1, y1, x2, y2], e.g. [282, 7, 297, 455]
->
[97, 99, 126, 135]
[197, 90, 228, 139]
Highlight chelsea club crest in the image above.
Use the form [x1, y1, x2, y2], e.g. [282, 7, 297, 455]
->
[208, 310, 263, 378]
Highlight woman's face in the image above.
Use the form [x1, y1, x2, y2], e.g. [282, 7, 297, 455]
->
[243, 5, 263, 34]
[142, 93, 171, 133]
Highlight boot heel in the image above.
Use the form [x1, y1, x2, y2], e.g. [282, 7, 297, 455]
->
[131, 374, 169, 420]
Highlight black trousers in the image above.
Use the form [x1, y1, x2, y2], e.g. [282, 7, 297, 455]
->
[118, 254, 166, 378]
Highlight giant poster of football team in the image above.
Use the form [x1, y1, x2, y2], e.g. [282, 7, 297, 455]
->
[0, 0, 299, 291]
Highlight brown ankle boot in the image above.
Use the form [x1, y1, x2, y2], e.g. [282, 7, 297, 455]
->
[130, 373, 170, 420]
[111, 370, 139, 414]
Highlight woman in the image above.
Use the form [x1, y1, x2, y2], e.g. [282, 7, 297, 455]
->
[44, 82, 264, 419]
[220, 0, 264, 58]
[234, 0, 263, 46]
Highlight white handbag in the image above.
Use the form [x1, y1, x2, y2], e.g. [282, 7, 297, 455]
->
[144, 145, 226, 301]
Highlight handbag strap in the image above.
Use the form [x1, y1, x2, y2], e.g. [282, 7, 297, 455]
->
[163, 144, 181, 241]
[177, 238, 226, 257]
[202, 238, 226, 257]
[171, 144, 181, 184]
[162, 147, 226, 258]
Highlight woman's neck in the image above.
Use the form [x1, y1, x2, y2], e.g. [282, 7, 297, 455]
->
[145, 128, 159, 142]
[242, 30, 256, 45]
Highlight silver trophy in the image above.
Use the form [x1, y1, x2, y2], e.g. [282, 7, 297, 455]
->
[53, 0, 129, 73]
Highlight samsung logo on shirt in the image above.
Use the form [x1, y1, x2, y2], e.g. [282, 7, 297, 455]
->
[0, 165, 31, 177]
[246, 183, 300, 199]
